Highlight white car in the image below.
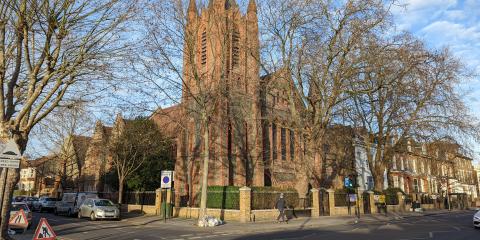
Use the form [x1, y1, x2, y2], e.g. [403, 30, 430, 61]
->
[32, 197, 57, 212]
[474, 210, 480, 229]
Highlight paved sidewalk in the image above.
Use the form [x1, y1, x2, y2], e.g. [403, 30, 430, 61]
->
[10, 209, 472, 240]
[135, 209, 465, 232]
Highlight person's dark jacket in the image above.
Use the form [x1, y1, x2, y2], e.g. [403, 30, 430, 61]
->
[276, 198, 286, 210]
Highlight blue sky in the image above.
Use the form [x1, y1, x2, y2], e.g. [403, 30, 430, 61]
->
[26, 0, 480, 164]
[392, 0, 480, 163]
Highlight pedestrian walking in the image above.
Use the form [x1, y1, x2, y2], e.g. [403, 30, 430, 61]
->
[275, 193, 288, 223]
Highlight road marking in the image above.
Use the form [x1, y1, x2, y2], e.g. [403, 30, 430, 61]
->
[180, 234, 193, 237]
[188, 237, 203, 239]
[429, 232, 433, 238]
[452, 226, 461, 231]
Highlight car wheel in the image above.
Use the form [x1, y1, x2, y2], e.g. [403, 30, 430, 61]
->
[90, 212, 96, 221]
[77, 211, 82, 219]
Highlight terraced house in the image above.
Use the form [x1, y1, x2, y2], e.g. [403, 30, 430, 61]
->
[389, 139, 478, 204]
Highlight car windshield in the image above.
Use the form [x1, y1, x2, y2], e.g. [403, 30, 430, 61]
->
[11, 204, 28, 211]
[45, 198, 56, 201]
[94, 200, 114, 206]
[27, 197, 38, 201]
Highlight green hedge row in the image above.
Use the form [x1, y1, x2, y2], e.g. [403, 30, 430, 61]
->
[194, 186, 240, 209]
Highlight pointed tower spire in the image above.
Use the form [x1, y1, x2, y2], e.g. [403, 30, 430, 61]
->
[209, 0, 226, 10]
[187, 0, 198, 22]
[93, 120, 105, 141]
[226, 0, 238, 9]
[247, 0, 257, 13]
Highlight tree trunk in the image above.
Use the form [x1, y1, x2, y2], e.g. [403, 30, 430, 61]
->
[199, 119, 209, 221]
[0, 169, 20, 240]
[118, 177, 124, 205]
[373, 174, 384, 192]
[0, 130, 25, 240]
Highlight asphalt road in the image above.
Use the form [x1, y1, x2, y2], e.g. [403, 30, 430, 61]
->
[11, 210, 480, 240]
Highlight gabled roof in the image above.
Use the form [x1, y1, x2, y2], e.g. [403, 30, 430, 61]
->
[28, 155, 57, 168]
[150, 105, 184, 139]
[71, 135, 92, 163]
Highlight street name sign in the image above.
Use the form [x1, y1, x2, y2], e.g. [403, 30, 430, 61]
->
[0, 158, 20, 168]
[161, 170, 173, 189]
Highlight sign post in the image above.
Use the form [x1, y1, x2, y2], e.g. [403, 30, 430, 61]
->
[160, 170, 173, 223]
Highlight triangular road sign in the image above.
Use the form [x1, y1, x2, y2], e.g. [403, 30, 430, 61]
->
[8, 209, 28, 229]
[33, 218, 56, 240]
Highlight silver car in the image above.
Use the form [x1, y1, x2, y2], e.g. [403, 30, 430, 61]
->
[474, 210, 480, 229]
[78, 198, 120, 221]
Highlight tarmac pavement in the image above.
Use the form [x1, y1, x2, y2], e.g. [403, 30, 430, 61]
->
[10, 209, 479, 240]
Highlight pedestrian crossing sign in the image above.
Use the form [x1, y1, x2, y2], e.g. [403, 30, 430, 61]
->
[8, 209, 28, 229]
[33, 218, 56, 240]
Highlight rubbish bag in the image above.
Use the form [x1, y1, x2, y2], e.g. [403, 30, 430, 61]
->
[198, 216, 223, 227]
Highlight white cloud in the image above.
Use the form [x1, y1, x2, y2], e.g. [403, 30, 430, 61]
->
[392, 1, 480, 158]
[404, 0, 457, 11]
[420, 20, 480, 44]
[392, 0, 458, 30]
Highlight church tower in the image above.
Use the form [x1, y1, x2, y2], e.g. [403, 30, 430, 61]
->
[178, 0, 263, 194]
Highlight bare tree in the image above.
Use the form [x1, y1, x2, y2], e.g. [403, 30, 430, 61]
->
[30, 104, 93, 194]
[0, 0, 135, 237]
[258, 0, 393, 189]
[345, 33, 479, 191]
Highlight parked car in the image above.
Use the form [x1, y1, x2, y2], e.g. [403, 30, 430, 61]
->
[13, 196, 27, 202]
[32, 197, 57, 212]
[9, 202, 32, 230]
[25, 197, 39, 209]
[78, 198, 120, 221]
[474, 210, 480, 228]
[55, 192, 98, 216]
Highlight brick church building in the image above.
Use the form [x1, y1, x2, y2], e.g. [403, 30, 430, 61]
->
[152, 0, 310, 205]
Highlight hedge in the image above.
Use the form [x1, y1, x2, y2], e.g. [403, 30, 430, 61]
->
[193, 186, 240, 209]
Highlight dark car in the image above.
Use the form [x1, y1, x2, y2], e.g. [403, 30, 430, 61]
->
[13, 196, 27, 202]
[26, 197, 39, 209]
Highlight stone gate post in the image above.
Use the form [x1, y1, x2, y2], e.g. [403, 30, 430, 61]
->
[311, 189, 320, 217]
[239, 186, 251, 223]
